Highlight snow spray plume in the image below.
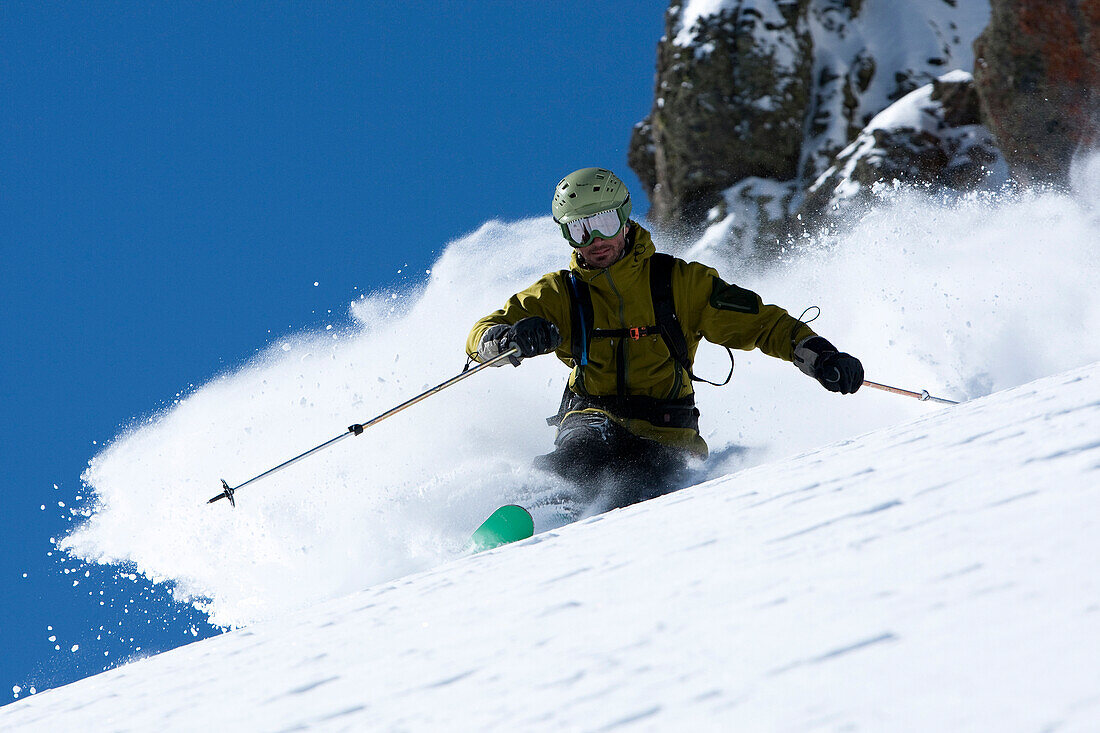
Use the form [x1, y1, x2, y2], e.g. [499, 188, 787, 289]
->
[63, 175, 1100, 629]
[207, 346, 522, 507]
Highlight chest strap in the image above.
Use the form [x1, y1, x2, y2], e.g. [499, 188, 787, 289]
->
[590, 325, 660, 339]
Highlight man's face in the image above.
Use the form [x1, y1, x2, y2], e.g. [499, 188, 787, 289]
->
[577, 225, 628, 269]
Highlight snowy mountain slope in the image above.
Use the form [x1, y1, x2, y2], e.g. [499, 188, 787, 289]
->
[5, 362, 1098, 731]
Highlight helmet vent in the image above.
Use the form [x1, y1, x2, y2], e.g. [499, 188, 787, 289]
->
[569, 192, 576, 198]
[592, 186, 601, 192]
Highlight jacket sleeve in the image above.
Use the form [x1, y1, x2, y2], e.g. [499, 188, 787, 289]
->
[674, 260, 816, 362]
[465, 272, 572, 362]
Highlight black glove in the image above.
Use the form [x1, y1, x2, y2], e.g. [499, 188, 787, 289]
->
[478, 317, 561, 363]
[793, 336, 864, 394]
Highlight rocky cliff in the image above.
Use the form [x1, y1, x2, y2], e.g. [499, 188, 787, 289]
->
[797, 70, 1007, 228]
[973, 0, 1100, 185]
[631, 1, 990, 238]
[631, 0, 1100, 260]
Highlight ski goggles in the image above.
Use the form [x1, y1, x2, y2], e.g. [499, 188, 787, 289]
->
[558, 206, 627, 248]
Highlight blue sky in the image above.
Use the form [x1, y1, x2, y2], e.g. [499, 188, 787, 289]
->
[0, 1, 666, 696]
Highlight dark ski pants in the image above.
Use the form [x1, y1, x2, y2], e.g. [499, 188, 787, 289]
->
[532, 410, 692, 513]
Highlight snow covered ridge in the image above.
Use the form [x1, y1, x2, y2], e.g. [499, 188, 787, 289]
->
[5, 363, 1099, 730]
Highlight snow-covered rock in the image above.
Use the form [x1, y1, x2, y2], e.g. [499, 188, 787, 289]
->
[3, 362, 1098, 730]
[796, 70, 1009, 226]
[630, 0, 990, 236]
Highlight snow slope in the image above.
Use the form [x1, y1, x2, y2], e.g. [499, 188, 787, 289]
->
[4, 362, 1098, 731]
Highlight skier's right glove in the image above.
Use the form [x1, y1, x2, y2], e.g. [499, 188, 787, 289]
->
[793, 336, 864, 394]
[478, 317, 562, 365]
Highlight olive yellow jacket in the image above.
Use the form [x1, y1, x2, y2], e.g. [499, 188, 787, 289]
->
[467, 224, 816, 456]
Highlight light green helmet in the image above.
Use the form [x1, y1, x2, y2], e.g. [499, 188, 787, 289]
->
[552, 168, 632, 245]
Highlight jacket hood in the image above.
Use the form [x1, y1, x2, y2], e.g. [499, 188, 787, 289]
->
[569, 222, 656, 285]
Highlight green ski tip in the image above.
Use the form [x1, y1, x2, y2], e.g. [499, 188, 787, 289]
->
[465, 504, 534, 554]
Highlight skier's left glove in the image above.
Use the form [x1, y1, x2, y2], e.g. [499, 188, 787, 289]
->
[478, 317, 561, 365]
[793, 336, 864, 394]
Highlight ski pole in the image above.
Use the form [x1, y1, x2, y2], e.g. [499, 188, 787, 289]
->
[207, 346, 521, 507]
[862, 379, 958, 405]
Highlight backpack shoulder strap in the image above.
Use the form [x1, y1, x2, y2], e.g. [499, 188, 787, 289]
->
[562, 270, 594, 368]
[650, 253, 734, 387]
[649, 253, 690, 375]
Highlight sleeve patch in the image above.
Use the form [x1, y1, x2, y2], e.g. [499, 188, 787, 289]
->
[709, 278, 760, 314]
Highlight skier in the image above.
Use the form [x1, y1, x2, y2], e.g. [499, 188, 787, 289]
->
[467, 167, 863, 513]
